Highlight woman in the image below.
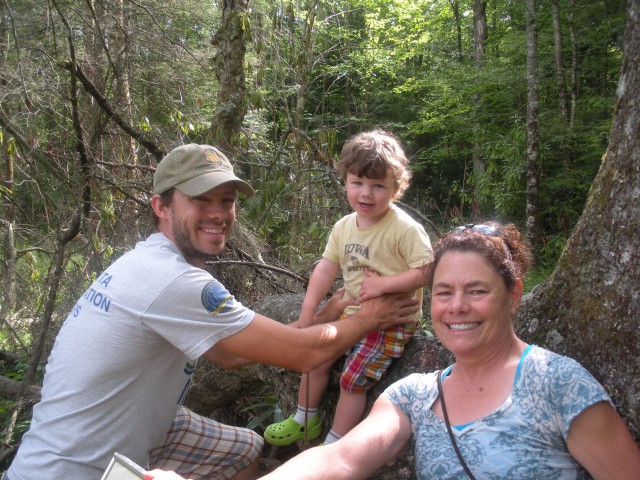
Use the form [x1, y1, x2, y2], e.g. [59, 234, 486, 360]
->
[259, 222, 640, 479]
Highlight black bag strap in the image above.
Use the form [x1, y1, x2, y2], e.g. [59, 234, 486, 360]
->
[437, 369, 477, 480]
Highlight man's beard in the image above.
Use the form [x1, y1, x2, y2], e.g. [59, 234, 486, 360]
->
[171, 215, 230, 265]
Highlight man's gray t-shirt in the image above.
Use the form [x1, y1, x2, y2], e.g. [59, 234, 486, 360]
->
[8, 233, 254, 479]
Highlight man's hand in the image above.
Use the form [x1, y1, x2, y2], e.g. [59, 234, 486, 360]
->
[314, 287, 358, 324]
[359, 292, 419, 331]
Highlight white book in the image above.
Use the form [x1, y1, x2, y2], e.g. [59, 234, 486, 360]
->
[101, 452, 147, 480]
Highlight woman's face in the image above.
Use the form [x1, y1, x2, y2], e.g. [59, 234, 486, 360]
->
[430, 250, 522, 357]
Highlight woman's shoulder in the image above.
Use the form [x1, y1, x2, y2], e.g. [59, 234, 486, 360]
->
[521, 345, 611, 402]
[519, 346, 612, 436]
[525, 345, 588, 374]
[383, 370, 440, 402]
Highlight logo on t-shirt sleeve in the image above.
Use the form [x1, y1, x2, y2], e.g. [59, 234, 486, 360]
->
[201, 282, 235, 315]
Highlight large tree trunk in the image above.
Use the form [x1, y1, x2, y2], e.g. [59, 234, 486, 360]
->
[517, 0, 640, 442]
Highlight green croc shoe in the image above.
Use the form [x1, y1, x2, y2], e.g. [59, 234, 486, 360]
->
[264, 415, 321, 446]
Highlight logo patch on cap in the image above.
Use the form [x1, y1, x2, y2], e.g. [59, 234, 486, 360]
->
[201, 281, 234, 315]
[204, 148, 229, 168]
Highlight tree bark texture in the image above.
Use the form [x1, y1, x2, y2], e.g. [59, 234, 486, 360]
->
[449, 0, 463, 62]
[567, 0, 578, 131]
[112, 0, 139, 168]
[289, 2, 318, 264]
[517, 0, 640, 441]
[211, 0, 249, 153]
[525, 0, 540, 249]
[551, 0, 569, 123]
[472, 0, 487, 217]
[0, 0, 17, 341]
[473, 1, 487, 60]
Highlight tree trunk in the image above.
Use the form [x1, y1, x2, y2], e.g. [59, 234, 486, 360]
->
[449, 0, 463, 62]
[81, 0, 114, 274]
[567, 0, 578, 132]
[517, 0, 640, 442]
[211, 0, 249, 155]
[0, 178, 19, 348]
[551, 0, 569, 123]
[289, 1, 318, 264]
[0, 0, 9, 94]
[472, 0, 487, 218]
[112, 0, 138, 165]
[0, 0, 19, 346]
[109, 0, 143, 250]
[525, 0, 540, 249]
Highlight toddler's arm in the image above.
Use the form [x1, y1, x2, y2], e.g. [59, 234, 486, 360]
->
[358, 267, 426, 302]
[298, 258, 341, 328]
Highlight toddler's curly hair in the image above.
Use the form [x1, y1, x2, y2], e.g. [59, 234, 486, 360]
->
[336, 129, 412, 200]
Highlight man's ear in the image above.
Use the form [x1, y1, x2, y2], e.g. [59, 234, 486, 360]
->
[150, 194, 168, 220]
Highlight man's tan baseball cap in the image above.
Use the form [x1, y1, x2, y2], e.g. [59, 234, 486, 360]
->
[153, 144, 254, 197]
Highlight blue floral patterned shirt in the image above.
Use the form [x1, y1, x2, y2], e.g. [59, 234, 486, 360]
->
[383, 345, 612, 479]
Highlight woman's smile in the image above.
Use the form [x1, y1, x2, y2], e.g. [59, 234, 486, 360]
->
[447, 322, 480, 331]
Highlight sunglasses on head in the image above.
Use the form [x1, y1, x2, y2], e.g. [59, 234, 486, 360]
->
[454, 223, 500, 236]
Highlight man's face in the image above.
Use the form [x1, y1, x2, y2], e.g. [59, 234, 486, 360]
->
[159, 183, 237, 267]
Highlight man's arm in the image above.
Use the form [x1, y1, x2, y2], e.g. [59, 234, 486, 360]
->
[201, 346, 253, 369]
[210, 292, 419, 373]
[202, 288, 355, 369]
[259, 396, 412, 480]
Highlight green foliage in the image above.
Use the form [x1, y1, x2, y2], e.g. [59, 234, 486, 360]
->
[0, 0, 628, 443]
[538, 234, 569, 266]
[523, 263, 554, 295]
[4, 358, 36, 383]
[235, 0, 625, 270]
[239, 390, 282, 430]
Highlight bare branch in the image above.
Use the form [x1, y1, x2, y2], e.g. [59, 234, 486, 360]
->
[58, 61, 165, 162]
[206, 259, 309, 286]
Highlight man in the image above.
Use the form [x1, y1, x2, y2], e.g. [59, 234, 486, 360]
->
[7, 144, 419, 480]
